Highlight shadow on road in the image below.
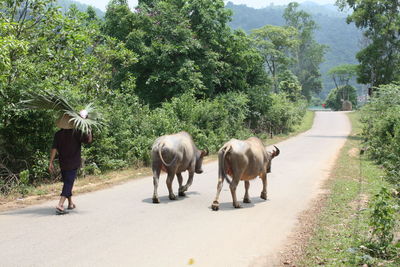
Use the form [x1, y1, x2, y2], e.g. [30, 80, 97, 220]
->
[0, 206, 59, 217]
[208, 197, 268, 211]
[142, 191, 200, 204]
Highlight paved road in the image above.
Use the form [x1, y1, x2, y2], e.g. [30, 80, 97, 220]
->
[0, 111, 351, 267]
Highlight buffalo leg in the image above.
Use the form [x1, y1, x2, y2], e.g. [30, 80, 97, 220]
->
[177, 173, 185, 197]
[243, 181, 251, 203]
[182, 171, 194, 192]
[166, 171, 177, 200]
[230, 177, 241, 208]
[152, 167, 161, 203]
[211, 177, 224, 211]
[260, 173, 267, 200]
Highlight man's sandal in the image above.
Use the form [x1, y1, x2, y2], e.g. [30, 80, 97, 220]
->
[67, 204, 76, 210]
[56, 207, 68, 215]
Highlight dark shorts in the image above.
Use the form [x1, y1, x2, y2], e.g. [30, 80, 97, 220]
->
[60, 169, 77, 197]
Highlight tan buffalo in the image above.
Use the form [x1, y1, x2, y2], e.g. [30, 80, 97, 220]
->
[151, 131, 208, 203]
[211, 137, 280, 210]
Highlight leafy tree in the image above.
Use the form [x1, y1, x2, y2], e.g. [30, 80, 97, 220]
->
[86, 6, 99, 21]
[328, 64, 358, 102]
[0, 22, 28, 85]
[103, 0, 133, 42]
[0, 0, 60, 170]
[337, 0, 400, 88]
[251, 25, 299, 92]
[328, 64, 358, 89]
[283, 2, 326, 100]
[278, 70, 302, 102]
[103, 0, 268, 105]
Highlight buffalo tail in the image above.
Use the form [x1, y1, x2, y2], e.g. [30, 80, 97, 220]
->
[219, 145, 232, 184]
[158, 142, 177, 167]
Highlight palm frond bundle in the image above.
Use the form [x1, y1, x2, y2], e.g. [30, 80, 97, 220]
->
[21, 90, 75, 113]
[21, 91, 104, 134]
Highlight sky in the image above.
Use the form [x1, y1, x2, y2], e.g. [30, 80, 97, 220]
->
[76, 0, 336, 11]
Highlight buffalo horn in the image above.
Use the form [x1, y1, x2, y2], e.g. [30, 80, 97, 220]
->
[273, 145, 280, 157]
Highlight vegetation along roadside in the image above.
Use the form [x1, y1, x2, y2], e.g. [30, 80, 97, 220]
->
[280, 111, 399, 267]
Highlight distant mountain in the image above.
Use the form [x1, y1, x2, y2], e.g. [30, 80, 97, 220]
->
[225, 1, 363, 98]
[57, 0, 104, 17]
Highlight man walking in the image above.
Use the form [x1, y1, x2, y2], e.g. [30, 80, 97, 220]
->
[49, 114, 92, 214]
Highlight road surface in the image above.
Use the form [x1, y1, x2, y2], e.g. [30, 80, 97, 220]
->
[0, 111, 351, 267]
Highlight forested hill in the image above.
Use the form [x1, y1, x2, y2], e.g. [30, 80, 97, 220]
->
[226, 1, 363, 98]
[57, 0, 104, 17]
[56, 0, 361, 97]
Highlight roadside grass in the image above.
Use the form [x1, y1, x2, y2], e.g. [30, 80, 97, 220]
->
[0, 111, 315, 211]
[298, 111, 400, 266]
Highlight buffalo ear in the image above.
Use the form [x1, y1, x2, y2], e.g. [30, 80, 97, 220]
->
[201, 149, 209, 157]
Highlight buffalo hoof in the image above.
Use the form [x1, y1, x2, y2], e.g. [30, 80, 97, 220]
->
[233, 202, 242, 209]
[178, 191, 186, 197]
[211, 201, 219, 211]
[169, 194, 177, 200]
[152, 198, 160, 204]
[260, 192, 267, 200]
[243, 198, 251, 203]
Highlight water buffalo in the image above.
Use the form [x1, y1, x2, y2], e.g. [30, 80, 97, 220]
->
[211, 137, 280, 210]
[151, 131, 208, 203]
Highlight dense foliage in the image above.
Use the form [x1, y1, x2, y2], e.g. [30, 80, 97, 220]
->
[361, 84, 400, 190]
[0, 0, 312, 194]
[325, 85, 357, 111]
[283, 2, 326, 100]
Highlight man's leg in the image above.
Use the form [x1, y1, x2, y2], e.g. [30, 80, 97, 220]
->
[57, 196, 67, 211]
[67, 197, 75, 209]
[57, 169, 77, 211]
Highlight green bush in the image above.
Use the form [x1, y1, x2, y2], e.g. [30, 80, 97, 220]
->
[81, 92, 252, 171]
[361, 84, 400, 190]
[247, 85, 307, 134]
[365, 186, 399, 259]
[325, 85, 358, 111]
[84, 93, 153, 170]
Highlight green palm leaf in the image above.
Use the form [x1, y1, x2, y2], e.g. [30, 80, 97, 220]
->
[21, 91, 104, 134]
[21, 90, 75, 113]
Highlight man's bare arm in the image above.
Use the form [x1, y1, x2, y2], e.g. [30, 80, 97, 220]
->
[49, 148, 57, 173]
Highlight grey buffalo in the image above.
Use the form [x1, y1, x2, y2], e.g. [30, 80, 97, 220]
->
[211, 137, 280, 210]
[151, 131, 208, 203]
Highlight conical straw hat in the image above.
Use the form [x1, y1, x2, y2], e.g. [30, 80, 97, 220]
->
[56, 114, 74, 129]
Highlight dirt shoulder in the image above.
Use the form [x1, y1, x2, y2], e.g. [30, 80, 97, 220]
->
[276, 184, 331, 266]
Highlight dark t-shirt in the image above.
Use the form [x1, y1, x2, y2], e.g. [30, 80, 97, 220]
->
[52, 129, 90, 171]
